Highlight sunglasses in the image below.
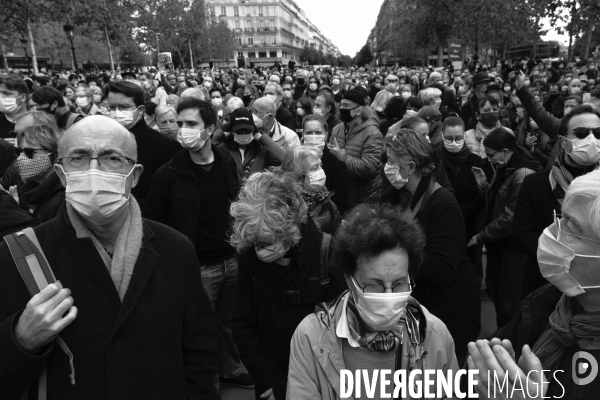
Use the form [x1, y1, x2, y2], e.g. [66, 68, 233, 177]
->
[568, 127, 600, 140]
[16, 147, 52, 159]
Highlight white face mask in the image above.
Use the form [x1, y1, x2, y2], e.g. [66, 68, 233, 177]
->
[296, 109, 305, 117]
[211, 98, 223, 107]
[537, 224, 600, 297]
[204, 81, 212, 88]
[178, 127, 209, 152]
[265, 94, 278, 104]
[64, 167, 135, 224]
[349, 276, 412, 331]
[110, 107, 140, 128]
[307, 168, 326, 190]
[332, 79, 340, 86]
[255, 242, 288, 263]
[565, 134, 600, 166]
[76, 97, 89, 107]
[313, 107, 324, 116]
[309, 83, 318, 91]
[304, 134, 326, 152]
[401, 92, 411, 99]
[384, 163, 409, 189]
[0, 96, 22, 114]
[443, 138, 465, 153]
[234, 132, 253, 145]
[253, 113, 270, 130]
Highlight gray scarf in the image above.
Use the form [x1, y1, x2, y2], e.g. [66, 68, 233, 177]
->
[66, 197, 143, 301]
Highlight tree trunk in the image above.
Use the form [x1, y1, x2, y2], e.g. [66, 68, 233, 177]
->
[188, 39, 194, 69]
[568, 2, 576, 61]
[502, 42, 507, 59]
[176, 46, 185, 68]
[583, 20, 595, 62]
[0, 41, 9, 71]
[156, 37, 160, 53]
[437, 42, 444, 68]
[26, 18, 38, 74]
[104, 26, 116, 75]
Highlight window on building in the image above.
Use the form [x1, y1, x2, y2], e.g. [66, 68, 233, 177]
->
[258, 20, 263, 29]
[270, 51, 277, 58]
[235, 20, 240, 29]
[221, 6, 226, 16]
[260, 37, 266, 45]
[211, 6, 216, 16]
[237, 37, 242, 45]
[258, 6, 263, 15]
[259, 52, 267, 58]
[234, 6, 239, 16]
[248, 37, 254, 45]
[249, 52, 256, 58]
[238, 52, 244, 58]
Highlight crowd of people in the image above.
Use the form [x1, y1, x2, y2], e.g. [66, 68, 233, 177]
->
[1, 55, 600, 399]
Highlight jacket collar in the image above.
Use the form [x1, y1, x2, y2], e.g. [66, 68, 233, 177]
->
[168, 144, 229, 179]
[20, 171, 64, 204]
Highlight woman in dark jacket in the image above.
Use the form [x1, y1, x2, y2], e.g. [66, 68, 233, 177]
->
[378, 96, 404, 136]
[230, 170, 346, 400]
[468, 127, 541, 327]
[294, 97, 313, 139]
[380, 128, 480, 364]
[0, 111, 65, 222]
[303, 76, 320, 107]
[313, 93, 340, 137]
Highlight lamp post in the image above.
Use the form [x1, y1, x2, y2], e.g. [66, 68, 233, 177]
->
[123, 52, 130, 69]
[63, 24, 78, 71]
[19, 38, 30, 71]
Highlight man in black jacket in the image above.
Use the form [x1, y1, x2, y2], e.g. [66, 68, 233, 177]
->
[30, 87, 83, 131]
[513, 105, 600, 298]
[143, 98, 254, 392]
[107, 81, 181, 208]
[263, 82, 295, 132]
[0, 116, 219, 399]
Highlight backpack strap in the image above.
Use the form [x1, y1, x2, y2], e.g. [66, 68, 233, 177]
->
[3, 228, 76, 399]
[65, 113, 80, 130]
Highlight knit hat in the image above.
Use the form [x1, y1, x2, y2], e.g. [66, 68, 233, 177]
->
[230, 108, 255, 132]
[417, 106, 442, 123]
[343, 87, 366, 106]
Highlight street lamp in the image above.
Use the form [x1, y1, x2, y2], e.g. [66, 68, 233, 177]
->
[123, 52, 130, 69]
[19, 38, 30, 71]
[63, 24, 78, 71]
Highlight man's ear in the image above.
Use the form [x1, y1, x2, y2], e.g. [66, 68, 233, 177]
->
[130, 164, 144, 189]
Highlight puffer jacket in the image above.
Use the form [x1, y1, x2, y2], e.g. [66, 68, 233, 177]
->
[478, 147, 541, 244]
[331, 118, 383, 207]
[287, 292, 458, 400]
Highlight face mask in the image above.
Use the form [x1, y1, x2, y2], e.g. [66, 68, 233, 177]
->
[283, 90, 292, 99]
[253, 113, 270, 130]
[489, 150, 507, 166]
[178, 82, 187, 89]
[296, 78, 306, 86]
[313, 107, 324, 116]
[443, 138, 464, 153]
[296, 109, 305, 117]
[242, 95, 253, 105]
[332, 79, 340, 86]
[304, 134, 326, 151]
[504, 86, 511, 92]
[349, 276, 411, 331]
[565, 134, 600, 166]
[307, 168, 326, 190]
[255, 242, 288, 263]
[570, 86, 581, 95]
[64, 167, 135, 224]
[309, 83, 318, 91]
[537, 224, 600, 297]
[401, 92, 411, 99]
[479, 111, 499, 128]
[178, 127, 209, 152]
[17, 153, 52, 181]
[203, 81, 212, 88]
[159, 122, 179, 136]
[75, 97, 89, 107]
[0, 96, 22, 114]
[433, 98, 442, 108]
[384, 163, 409, 189]
[110, 107, 141, 128]
[234, 132, 253, 145]
[211, 98, 222, 107]
[92, 95, 102, 104]
[340, 106, 358, 123]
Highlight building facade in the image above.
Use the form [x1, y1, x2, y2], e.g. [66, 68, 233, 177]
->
[206, 0, 339, 68]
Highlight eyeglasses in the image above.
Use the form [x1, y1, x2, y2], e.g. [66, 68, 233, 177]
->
[107, 105, 138, 112]
[443, 136, 464, 144]
[339, 103, 358, 110]
[353, 275, 415, 294]
[554, 211, 600, 248]
[567, 127, 600, 140]
[16, 147, 50, 159]
[56, 156, 137, 173]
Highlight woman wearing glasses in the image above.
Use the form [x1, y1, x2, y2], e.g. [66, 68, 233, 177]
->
[468, 169, 600, 399]
[467, 127, 541, 328]
[380, 128, 480, 364]
[0, 111, 64, 222]
[287, 204, 459, 399]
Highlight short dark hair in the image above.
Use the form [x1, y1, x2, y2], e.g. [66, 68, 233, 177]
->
[477, 95, 499, 112]
[482, 127, 517, 151]
[442, 116, 465, 133]
[565, 94, 583, 104]
[332, 203, 426, 277]
[559, 104, 600, 136]
[32, 87, 65, 108]
[144, 101, 157, 116]
[209, 87, 223, 97]
[108, 81, 145, 107]
[302, 114, 328, 133]
[176, 98, 217, 127]
[383, 96, 404, 120]
[0, 74, 29, 97]
[296, 97, 313, 114]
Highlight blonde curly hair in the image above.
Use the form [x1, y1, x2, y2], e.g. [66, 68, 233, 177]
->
[229, 169, 308, 253]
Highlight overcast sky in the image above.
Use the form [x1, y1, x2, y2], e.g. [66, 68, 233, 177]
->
[294, 0, 569, 56]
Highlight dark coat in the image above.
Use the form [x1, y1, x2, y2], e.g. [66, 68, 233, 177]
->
[0, 138, 15, 179]
[275, 104, 296, 132]
[322, 146, 349, 214]
[0, 191, 40, 238]
[129, 118, 182, 208]
[143, 146, 240, 245]
[0, 204, 219, 399]
[231, 218, 346, 400]
[381, 176, 481, 357]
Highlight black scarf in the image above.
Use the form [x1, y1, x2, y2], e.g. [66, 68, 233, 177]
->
[441, 144, 471, 176]
[302, 188, 330, 211]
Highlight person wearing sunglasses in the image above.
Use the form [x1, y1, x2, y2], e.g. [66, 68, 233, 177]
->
[287, 204, 459, 398]
[513, 105, 600, 299]
[0, 111, 64, 223]
[0, 74, 30, 143]
[468, 169, 600, 399]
